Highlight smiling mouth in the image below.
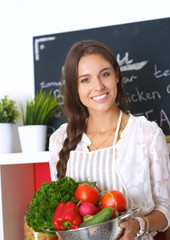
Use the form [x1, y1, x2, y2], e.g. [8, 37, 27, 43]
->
[91, 93, 108, 101]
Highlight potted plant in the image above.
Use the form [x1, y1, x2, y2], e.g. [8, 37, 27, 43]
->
[18, 89, 60, 153]
[0, 96, 20, 153]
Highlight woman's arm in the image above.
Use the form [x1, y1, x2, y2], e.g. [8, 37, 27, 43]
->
[119, 123, 170, 239]
[119, 210, 168, 239]
[144, 210, 168, 232]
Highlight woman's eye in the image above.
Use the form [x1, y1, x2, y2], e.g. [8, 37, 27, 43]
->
[81, 78, 89, 83]
[101, 72, 110, 78]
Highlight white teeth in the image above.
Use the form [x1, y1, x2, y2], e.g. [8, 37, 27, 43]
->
[92, 94, 107, 100]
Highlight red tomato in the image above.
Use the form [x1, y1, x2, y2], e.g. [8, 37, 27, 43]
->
[74, 184, 100, 205]
[101, 190, 126, 212]
[97, 204, 103, 212]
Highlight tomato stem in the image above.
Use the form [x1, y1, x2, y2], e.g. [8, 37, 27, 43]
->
[77, 201, 81, 206]
[76, 180, 101, 192]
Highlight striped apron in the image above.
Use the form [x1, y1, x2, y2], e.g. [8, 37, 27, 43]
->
[66, 111, 135, 210]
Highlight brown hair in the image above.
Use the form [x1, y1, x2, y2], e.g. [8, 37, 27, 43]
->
[57, 40, 126, 179]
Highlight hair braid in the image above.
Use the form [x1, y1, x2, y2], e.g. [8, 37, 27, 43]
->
[57, 116, 87, 179]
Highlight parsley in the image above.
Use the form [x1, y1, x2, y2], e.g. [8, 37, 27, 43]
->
[26, 177, 78, 233]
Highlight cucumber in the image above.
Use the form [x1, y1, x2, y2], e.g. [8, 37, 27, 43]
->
[80, 207, 113, 227]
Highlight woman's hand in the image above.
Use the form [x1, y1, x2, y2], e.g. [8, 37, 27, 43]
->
[117, 210, 168, 239]
[118, 219, 139, 240]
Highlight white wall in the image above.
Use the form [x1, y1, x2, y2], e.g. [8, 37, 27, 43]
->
[0, 0, 169, 152]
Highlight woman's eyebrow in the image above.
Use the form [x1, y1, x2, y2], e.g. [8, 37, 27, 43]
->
[100, 67, 112, 72]
[78, 73, 89, 79]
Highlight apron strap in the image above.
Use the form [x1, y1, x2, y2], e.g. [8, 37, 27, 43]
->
[114, 148, 136, 208]
[113, 110, 136, 208]
[113, 110, 122, 146]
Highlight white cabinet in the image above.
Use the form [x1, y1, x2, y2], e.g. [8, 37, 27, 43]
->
[0, 152, 50, 240]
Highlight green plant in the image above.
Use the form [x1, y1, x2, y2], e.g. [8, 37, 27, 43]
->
[0, 96, 20, 124]
[21, 89, 60, 125]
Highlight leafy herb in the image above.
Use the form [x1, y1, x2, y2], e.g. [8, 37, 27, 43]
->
[0, 96, 20, 123]
[26, 177, 78, 233]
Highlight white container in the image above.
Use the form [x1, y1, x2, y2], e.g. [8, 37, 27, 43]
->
[18, 125, 47, 153]
[0, 123, 13, 154]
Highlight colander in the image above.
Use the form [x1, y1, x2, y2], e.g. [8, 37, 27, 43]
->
[44, 208, 140, 240]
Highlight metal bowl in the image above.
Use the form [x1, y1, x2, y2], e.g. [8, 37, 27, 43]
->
[44, 208, 140, 240]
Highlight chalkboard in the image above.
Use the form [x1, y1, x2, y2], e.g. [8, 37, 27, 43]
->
[33, 17, 170, 137]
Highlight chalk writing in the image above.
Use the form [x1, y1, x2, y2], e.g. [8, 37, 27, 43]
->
[54, 111, 63, 118]
[117, 52, 148, 71]
[167, 83, 170, 94]
[128, 109, 156, 122]
[127, 108, 169, 130]
[123, 75, 137, 84]
[160, 109, 170, 129]
[153, 64, 170, 78]
[34, 37, 56, 61]
[120, 61, 148, 71]
[39, 44, 45, 50]
[126, 87, 161, 103]
[117, 52, 133, 66]
[40, 81, 62, 88]
[53, 89, 64, 105]
[145, 109, 154, 119]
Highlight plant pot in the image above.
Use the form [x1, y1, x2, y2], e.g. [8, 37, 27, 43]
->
[18, 125, 47, 153]
[0, 123, 13, 154]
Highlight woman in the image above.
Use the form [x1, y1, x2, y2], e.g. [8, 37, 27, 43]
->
[49, 40, 170, 239]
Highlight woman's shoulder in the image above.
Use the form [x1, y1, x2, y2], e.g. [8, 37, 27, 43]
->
[49, 122, 68, 145]
[130, 114, 164, 138]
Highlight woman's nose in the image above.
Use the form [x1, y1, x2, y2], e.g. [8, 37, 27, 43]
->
[93, 77, 104, 91]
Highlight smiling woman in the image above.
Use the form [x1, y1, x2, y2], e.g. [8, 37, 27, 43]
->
[49, 40, 170, 240]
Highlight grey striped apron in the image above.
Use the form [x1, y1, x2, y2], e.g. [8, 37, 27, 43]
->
[66, 111, 136, 210]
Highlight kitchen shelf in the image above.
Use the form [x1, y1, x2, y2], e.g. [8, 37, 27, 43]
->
[0, 151, 50, 165]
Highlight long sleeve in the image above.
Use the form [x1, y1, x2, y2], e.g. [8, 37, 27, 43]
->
[116, 115, 170, 232]
[149, 126, 170, 231]
[49, 123, 67, 181]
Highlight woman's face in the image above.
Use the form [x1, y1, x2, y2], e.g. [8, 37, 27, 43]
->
[77, 53, 119, 114]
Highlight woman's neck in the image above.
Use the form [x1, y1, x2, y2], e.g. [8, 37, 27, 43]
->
[86, 107, 120, 134]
